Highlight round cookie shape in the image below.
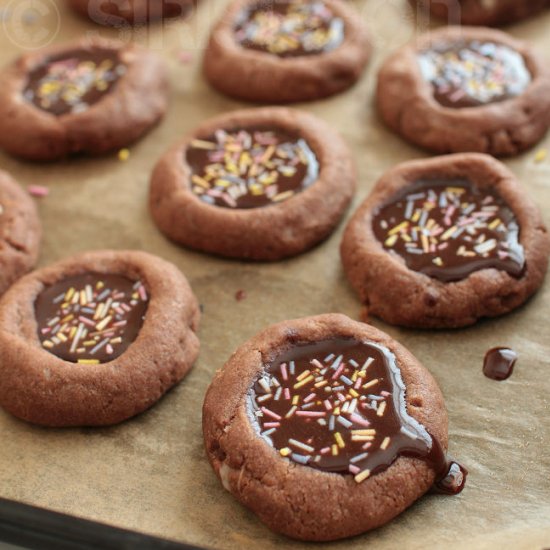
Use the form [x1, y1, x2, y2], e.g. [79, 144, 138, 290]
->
[67, 0, 196, 26]
[149, 107, 356, 260]
[203, 314, 454, 541]
[0, 39, 168, 161]
[376, 26, 550, 157]
[203, 0, 372, 103]
[0, 171, 42, 297]
[341, 153, 550, 328]
[414, 0, 548, 26]
[0, 250, 200, 427]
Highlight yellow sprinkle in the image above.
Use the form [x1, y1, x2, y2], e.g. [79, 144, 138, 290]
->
[446, 187, 466, 195]
[191, 175, 210, 189]
[349, 389, 359, 398]
[77, 359, 100, 364]
[354, 469, 371, 483]
[362, 378, 379, 390]
[377, 401, 387, 417]
[293, 375, 314, 389]
[333, 406, 340, 416]
[334, 432, 345, 449]
[380, 436, 391, 450]
[190, 139, 216, 150]
[389, 221, 409, 235]
[96, 281, 105, 290]
[432, 257, 443, 266]
[314, 380, 328, 388]
[118, 148, 130, 161]
[488, 218, 501, 230]
[441, 226, 457, 241]
[65, 287, 75, 301]
[296, 369, 311, 381]
[331, 444, 338, 456]
[292, 395, 299, 406]
[384, 234, 398, 247]
[42, 341, 54, 349]
[352, 429, 376, 435]
[95, 315, 112, 331]
[57, 333, 68, 343]
[534, 149, 547, 163]
[279, 447, 291, 457]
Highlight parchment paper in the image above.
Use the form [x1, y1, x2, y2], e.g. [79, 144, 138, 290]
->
[0, 1, 549, 548]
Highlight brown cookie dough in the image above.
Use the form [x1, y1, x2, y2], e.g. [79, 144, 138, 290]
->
[376, 26, 550, 157]
[203, 0, 372, 103]
[0, 250, 200, 427]
[414, 0, 548, 26]
[341, 153, 550, 328]
[67, 0, 196, 26]
[149, 107, 356, 260]
[0, 38, 168, 161]
[203, 314, 465, 541]
[0, 171, 41, 297]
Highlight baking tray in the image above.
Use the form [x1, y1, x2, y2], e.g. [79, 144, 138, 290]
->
[0, 0, 549, 548]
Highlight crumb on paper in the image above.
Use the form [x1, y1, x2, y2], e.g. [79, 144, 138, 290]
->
[235, 290, 246, 301]
[118, 148, 130, 162]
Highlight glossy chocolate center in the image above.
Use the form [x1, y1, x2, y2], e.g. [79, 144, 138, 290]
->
[483, 347, 518, 381]
[418, 41, 531, 108]
[248, 338, 438, 483]
[24, 48, 126, 116]
[372, 178, 525, 283]
[234, 0, 344, 58]
[35, 273, 149, 364]
[186, 126, 319, 209]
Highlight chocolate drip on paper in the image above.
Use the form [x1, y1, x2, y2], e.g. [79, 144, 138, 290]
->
[483, 347, 518, 381]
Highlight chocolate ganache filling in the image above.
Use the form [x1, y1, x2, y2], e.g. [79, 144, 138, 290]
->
[234, 0, 344, 58]
[35, 273, 149, 364]
[372, 178, 525, 282]
[186, 125, 319, 209]
[248, 338, 467, 493]
[24, 48, 126, 116]
[417, 41, 531, 108]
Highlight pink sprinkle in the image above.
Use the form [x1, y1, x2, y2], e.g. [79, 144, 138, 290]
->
[362, 442, 372, 450]
[263, 422, 280, 428]
[324, 399, 332, 411]
[310, 359, 323, 370]
[283, 388, 291, 400]
[354, 378, 362, 390]
[280, 363, 288, 381]
[41, 328, 51, 334]
[303, 393, 316, 403]
[498, 250, 509, 259]
[106, 344, 114, 354]
[320, 447, 331, 455]
[349, 465, 361, 475]
[78, 316, 95, 327]
[350, 414, 371, 427]
[332, 363, 345, 380]
[337, 392, 347, 402]
[138, 285, 148, 301]
[295, 411, 325, 418]
[28, 185, 49, 197]
[261, 407, 281, 420]
[381, 391, 391, 397]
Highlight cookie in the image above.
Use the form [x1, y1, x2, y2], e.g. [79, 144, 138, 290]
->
[414, 0, 548, 26]
[203, 0, 372, 103]
[376, 26, 550, 157]
[67, 0, 196, 26]
[0, 250, 200, 427]
[0, 38, 168, 161]
[203, 313, 466, 541]
[0, 171, 41, 297]
[341, 153, 550, 328]
[150, 107, 356, 260]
